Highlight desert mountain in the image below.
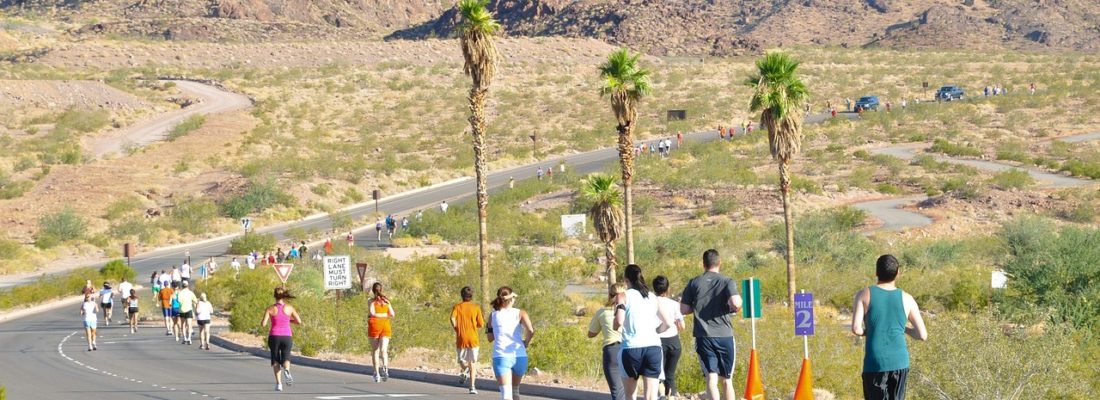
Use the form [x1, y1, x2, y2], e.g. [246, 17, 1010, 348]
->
[3, 0, 1098, 54]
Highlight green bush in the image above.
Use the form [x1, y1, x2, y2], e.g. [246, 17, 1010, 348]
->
[995, 141, 1030, 163]
[167, 198, 218, 235]
[99, 259, 136, 282]
[228, 233, 277, 255]
[1060, 202, 1096, 223]
[35, 208, 86, 249]
[930, 138, 982, 157]
[55, 108, 110, 133]
[0, 170, 32, 199]
[221, 180, 293, 219]
[0, 237, 22, 261]
[104, 196, 143, 220]
[1059, 158, 1100, 179]
[710, 197, 738, 215]
[166, 115, 206, 141]
[989, 169, 1034, 190]
[0, 267, 100, 311]
[773, 207, 873, 267]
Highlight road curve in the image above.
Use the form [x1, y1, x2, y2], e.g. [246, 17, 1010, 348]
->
[855, 132, 1099, 231]
[87, 80, 252, 158]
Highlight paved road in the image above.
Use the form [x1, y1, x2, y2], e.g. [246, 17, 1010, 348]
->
[856, 132, 1099, 231]
[87, 80, 252, 158]
[0, 308, 551, 399]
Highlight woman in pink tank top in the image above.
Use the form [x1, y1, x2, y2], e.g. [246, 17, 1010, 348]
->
[261, 287, 302, 392]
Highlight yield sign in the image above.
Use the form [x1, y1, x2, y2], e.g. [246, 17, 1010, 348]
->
[273, 263, 294, 283]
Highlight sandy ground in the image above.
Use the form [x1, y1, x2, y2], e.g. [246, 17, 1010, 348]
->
[0, 79, 150, 112]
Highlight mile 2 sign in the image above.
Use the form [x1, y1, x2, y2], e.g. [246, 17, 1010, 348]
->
[794, 292, 814, 336]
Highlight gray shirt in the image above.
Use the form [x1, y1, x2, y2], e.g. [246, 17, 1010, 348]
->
[681, 271, 739, 338]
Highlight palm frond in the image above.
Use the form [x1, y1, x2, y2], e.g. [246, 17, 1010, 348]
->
[746, 51, 808, 161]
[458, 0, 500, 89]
[599, 48, 651, 125]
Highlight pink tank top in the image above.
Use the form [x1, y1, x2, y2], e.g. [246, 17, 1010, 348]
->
[269, 303, 292, 337]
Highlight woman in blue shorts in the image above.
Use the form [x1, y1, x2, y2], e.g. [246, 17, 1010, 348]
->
[488, 287, 535, 400]
[615, 265, 672, 400]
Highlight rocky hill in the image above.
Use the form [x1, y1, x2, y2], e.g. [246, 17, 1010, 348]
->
[4, 0, 1099, 54]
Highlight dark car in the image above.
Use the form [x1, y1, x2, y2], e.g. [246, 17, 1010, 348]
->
[854, 95, 880, 112]
[936, 85, 965, 101]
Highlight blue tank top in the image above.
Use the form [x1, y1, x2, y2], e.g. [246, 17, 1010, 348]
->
[863, 286, 910, 373]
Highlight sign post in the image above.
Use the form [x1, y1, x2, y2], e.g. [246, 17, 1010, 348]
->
[742, 277, 762, 349]
[741, 277, 765, 400]
[323, 256, 352, 290]
[240, 217, 252, 235]
[272, 263, 294, 284]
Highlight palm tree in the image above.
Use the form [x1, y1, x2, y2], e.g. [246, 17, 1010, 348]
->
[598, 48, 650, 265]
[581, 173, 625, 292]
[747, 52, 809, 306]
[458, 0, 500, 306]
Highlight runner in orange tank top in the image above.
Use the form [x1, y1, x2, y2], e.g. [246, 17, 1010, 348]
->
[367, 282, 395, 382]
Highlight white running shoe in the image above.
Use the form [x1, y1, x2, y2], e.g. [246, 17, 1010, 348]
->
[275, 383, 283, 392]
[469, 388, 478, 395]
[282, 368, 294, 386]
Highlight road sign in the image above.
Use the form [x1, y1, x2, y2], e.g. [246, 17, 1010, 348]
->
[991, 270, 1008, 289]
[742, 278, 762, 319]
[794, 292, 815, 336]
[240, 217, 252, 231]
[272, 263, 294, 284]
[323, 256, 352, 290]
[356, 263, 368, 288]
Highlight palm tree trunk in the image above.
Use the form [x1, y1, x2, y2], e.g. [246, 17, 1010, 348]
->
[779, 160, 796, 307]
[470, 87, 491, 306]
[617, 123, 636, 265]
[605, 240, 618, 292]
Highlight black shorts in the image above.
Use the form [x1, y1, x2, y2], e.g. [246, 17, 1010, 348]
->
[620, 346, 662, 379]
[268, 335, 293, 365]
[128, 307, 139, 316]
[696, 336, 736, 378]
[101, 302, 112, 309]
[862, 368, 909, 400]
[197, 319, 210, 326]
[179, 311, 194, 319]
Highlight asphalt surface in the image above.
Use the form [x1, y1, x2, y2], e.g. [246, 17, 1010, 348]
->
[88, 80, 252, 158]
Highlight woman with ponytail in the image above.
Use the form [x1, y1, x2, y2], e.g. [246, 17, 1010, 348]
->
[260, 286, 302, 392]
[368, 282, 395, 383]
[488, 286, 535, 400]
[614, 264, 673, 400]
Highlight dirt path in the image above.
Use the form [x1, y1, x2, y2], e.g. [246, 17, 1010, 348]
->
[86, 80, 251, 158]
[854, 132, 1099, 231]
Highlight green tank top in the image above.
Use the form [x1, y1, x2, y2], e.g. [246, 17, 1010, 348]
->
[863, 286, 910, 373]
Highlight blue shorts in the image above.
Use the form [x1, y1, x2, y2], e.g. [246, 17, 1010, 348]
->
[84, 320, 97, 329]
[620, 346, 662, 379]
[492, 357, 528, 377]
[696, 337, 736, 378]
[163, 308, 172, 318]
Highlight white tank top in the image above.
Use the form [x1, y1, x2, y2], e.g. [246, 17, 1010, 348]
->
[490, 308, 527, 358]
[82, 302, 97, 322]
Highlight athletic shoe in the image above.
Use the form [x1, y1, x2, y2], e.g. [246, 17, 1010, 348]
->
[514, 387, 520, 400]
[275, 383, 283, 392]
[166, 331, 172, 336]
[381, 367, 389, 381]
[373, 375, 381, 383]
[459, 367, 468, 385]
[469, 389, 478, 395]
[92, 345, 97, 351]
[282, 367, 294, 386]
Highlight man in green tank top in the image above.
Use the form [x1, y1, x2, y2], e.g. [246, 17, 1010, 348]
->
[851, 255, 928, 400]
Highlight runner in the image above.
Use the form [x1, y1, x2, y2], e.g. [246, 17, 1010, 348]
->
[158, 270, 171, 292]
[676, 131, 683, 147]
[288, 246, 299, 260]
[298, 241, 309, 259]
[261, 287, 302, 392]
[587, 283, 625, 400]
[170, 282, 183, 341]
[117, 277, 133, 325]
[547, 166, 554, 181]
[416, 209, 424, 221]
[324, 239, 334, 255]
[231, 257, 242, 278]
[180, 261, 192, 283]
[401, 216, 409, 232]
[276, 248, 286, 263]
[653, 276, 686, 399]
[451, 286, 485, 394]
[151, 271, 161, 297]
[440, 201, 449, 213]
[196, 293, 214, 350]
[536, 167, 544, 181]
[176, 281, 198, 345]
[80, 295, 99, 351]
[368, 282, 395, 382]
[125, 289, 139, 333]
[509, 176, 515, 189]
[852, 254, 928, 400]
[246, 253, 257, 270]
[171, 265, 182, 285]
[680, 249, 742, 400]
[376, 219, 384, 241]
[488, 286, 535, 400]
[386, 215, 397, 238]
[99, 282, 114, 326]
[82, 279, 95, 297]
[615, 265, 672, 400]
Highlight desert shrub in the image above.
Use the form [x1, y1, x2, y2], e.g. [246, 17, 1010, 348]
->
[228, 233, 277, 255]
[99, 259, 136, 282]
[390, 236, 421, 248]
[1059, 202, 1096, 223]
[328, 210, 354, 232]
[0, 267, 100, 311]
[1059, 158, 1100, 179]
[54, 108, 110, 133]
[104, 196, 143, 220]
[790, 175, 821, 194]
[940, 176, 982, 200]
[930, 138, 982, 157]
[167, 198, 218, 235]
[874, 183, 902, 194]
[995, 140, 1030, 163]
[773, 207, 873, 267]
[35, 208, 86, 249]
[0, 238, 22, 260]
[283, 226, 308, 242]
[997, 218, 1100, 331]
[989, 168, 1034, 190]
[108, 217, 154, 242]
[166, 115, 206, 141]
[709, 197, 738, 215]
[221, 180, 293, 219]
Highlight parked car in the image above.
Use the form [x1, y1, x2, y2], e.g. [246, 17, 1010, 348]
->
[936, 85, 965, 101]
[854, 95, 880, 112]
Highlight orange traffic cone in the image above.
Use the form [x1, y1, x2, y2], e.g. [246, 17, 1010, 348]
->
[793, 358, 814, 400]
[742, 349, 766, 400]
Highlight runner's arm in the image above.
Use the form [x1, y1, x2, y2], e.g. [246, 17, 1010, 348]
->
[655, 300, 672, 334]
[486, 314, 495, 342]
[520, 310, 535, 347]
[613, 304, 625, 331]
[904, 295, 928, 341]
[851, 289, 867, 336]
[260, 307, 271, 327]
[728, 294, 743, 314]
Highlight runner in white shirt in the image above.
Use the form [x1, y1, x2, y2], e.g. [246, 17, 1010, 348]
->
[99, 282, 115, 326]
[195, 293, 214, 350]
[180, 263, 192, 282]
[171, 266, 182, 284]
[653, 276, 686, 399]
[81, 295, 99, 351]
[246, 254, 257, 270]
[231, 257, 242, 277]
[615, 265, 672, 400]
[117, 278, 133, 324]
